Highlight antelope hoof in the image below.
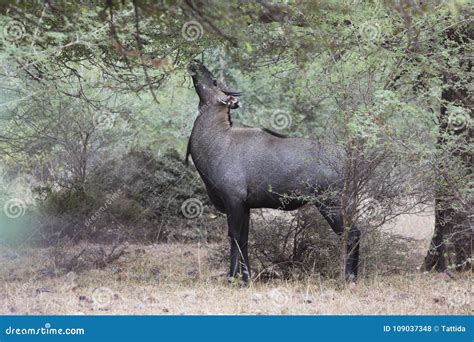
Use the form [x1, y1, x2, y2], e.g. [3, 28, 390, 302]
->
[227, 275, 249, 287]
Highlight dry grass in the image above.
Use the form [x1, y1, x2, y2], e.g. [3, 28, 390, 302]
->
[0, 210, 471, 315]
[0, 236, 472, 315]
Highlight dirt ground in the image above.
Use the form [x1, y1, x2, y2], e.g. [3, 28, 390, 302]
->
[0, 211, 472, 315]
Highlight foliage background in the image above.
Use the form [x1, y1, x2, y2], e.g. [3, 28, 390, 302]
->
[0, 0, 471, 278]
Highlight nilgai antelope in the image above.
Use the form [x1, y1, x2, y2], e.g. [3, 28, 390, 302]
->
[186, 60, 360, 283]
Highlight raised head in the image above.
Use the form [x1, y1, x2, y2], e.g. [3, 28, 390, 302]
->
[187, 60, 241, 110]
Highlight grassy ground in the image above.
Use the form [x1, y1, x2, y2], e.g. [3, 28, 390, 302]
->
[0, 218, 472, 315]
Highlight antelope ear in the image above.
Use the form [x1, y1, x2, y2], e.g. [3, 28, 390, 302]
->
[227, 95, 240, 109]
[222, 88, 241, 97]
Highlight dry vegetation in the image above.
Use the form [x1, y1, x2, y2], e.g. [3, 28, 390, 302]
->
[0, 211, 472, 316]
[0, 0, 471, 318]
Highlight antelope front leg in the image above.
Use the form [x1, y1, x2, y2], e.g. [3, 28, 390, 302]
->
[345, 225, 361, 281]
[225, 201, 250, 285]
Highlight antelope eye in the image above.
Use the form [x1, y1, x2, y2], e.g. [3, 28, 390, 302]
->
[213, 80, 218, 86]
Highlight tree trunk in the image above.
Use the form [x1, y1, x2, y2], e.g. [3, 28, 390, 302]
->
[423, 24, 472, 272]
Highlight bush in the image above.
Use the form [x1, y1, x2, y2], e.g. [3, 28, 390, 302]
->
[209, 207, 414, 280]
[36, 148, 226, 244]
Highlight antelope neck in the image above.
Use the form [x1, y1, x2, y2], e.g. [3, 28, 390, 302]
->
[196, 103, 232, 131]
